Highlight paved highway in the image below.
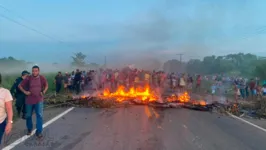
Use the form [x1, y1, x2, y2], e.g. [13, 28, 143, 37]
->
[8, 106, 266, 150]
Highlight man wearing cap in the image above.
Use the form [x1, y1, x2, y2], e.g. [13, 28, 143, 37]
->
[10, 70, 30, 119]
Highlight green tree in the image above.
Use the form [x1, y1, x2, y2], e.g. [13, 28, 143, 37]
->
[184, 53, 263, 78]
[0, 57, 27, 73]
[254, 59, 266, 79]
[71, 52, 87, 67]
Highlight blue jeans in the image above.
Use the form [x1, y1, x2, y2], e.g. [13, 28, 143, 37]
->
[0, 118, 7, 144]
[26, 102, 43, 134]
[240, 89, 245, 98]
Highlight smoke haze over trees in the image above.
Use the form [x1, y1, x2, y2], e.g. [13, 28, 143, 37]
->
[1, 52, 266, 80]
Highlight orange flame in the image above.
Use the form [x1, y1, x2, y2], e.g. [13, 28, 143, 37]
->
[178, 92, 190, 102]
[167, 92, 190, 102]
[81, 95, 86, 99]
[100, 85, 157, 102]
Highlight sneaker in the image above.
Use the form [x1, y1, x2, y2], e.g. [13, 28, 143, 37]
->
[36, 133, 43, 139]
[27, 130, 33, 135]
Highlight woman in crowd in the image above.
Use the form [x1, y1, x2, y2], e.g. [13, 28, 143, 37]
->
[0, 73, 13, 144]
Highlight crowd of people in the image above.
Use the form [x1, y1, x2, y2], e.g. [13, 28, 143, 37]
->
[52, 68, 204, 95]
[207, 75, 266, 100]
[232, 77, 266, 100]
[1, 65, 266, 145]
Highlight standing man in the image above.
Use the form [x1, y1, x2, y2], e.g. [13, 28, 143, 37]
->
[18, 66, 48, 138]
[10, 70, 30, 119]
[249, 78, 256, 100]
[196, 75, 202, 93]
[54, 72, 63, 94]
[74, 69, 82, 94]
[63, 72, 69, 93]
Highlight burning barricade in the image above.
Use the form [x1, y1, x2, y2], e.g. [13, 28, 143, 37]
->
[99, 85, 158, 104]
[69, 84, 214, 110]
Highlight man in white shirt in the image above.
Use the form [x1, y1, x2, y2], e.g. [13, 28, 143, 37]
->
[0, 73, 13, 144]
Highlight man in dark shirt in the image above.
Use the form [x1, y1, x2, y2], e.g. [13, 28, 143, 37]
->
[74, 69, 82, 94]
[54, 72, 63, 94]
[10, 70, 30, 119]
[19, 65, 48, 138]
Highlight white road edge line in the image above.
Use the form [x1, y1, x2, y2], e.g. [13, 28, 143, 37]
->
[3, 107, 75, 150]
[227, 111, 266, 133]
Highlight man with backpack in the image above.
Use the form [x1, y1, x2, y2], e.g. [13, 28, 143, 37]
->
[18, 65, 48, 138]
[10, 70, 30, 119]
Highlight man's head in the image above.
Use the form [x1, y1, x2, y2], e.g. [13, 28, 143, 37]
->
[32, 65, 40, 77]
[21, 70, 30, 79]
[58, 72, 62, 76]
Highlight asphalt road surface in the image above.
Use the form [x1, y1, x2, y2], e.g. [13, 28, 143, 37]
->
[9, 106, 266, 150]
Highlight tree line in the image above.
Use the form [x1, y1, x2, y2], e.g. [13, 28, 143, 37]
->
[1, 52, 266, 79]
[163, 53, 266, 79]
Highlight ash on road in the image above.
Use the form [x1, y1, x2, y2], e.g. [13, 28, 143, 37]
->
[10, 106, 266, 150]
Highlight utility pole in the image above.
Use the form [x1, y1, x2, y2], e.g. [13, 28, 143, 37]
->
[176, 53, 184, 63]
[176, 53, 184, 72]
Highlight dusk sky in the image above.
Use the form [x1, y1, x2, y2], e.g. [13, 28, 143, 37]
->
[0, 0, 266, 64]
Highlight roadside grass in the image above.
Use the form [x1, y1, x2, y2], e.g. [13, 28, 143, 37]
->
[1, 73, 57, 93]
[1, 73, 57, 121]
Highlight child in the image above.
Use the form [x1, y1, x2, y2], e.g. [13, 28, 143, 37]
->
[211, 83, 216, 95]
[262, 85, 266, 96]
[211, 83, 216, 101]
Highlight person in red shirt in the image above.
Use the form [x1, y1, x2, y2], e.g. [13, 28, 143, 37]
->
[18, 66, 48, 138]
[249, 78, 256, 100]
[118, 71, 125, 87]
[196, 75, 201, 93]
[110, 71, 116, 92]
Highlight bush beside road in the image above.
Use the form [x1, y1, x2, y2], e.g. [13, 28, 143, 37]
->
[1, 73, 57, 93]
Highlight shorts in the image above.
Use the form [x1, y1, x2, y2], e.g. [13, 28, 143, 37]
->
[0, 118, 7, 144]
[212, 90, 215, 94]
[64, 83, 68, 88]
[179, 85, 185, 88]
[187, 83, 192, 90]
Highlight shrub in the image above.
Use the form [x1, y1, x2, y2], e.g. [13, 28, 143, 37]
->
[1, 72, 57, 93]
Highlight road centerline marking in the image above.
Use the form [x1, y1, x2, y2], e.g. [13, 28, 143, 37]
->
[3, 107, 75, 150]
[227, 112, 266, 133]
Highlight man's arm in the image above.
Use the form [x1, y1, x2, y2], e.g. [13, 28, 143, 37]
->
[10, 79, 18, 96]
[18, 77, 29, 94]
[42, 76, 49, 94]
[54, 76, 57, 84]
[4, 89, 13, 135]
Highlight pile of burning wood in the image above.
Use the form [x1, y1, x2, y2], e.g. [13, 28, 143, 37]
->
[44, 85, 236, 111]
[67, 85, 212, 109]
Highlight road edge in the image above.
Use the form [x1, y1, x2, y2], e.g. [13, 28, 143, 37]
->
[226, 111, 266, 133]
[2, 107, 75, 150]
